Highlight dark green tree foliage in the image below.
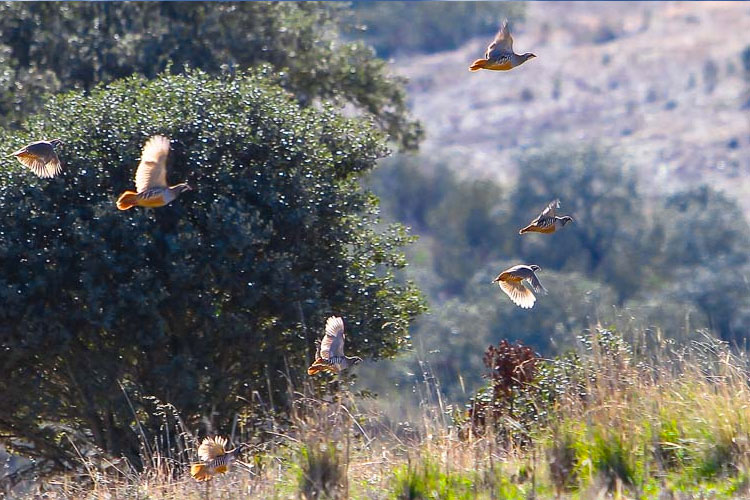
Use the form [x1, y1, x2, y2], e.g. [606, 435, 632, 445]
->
[657, 187, 750, 343]
[0, 2, 421, 149]
[373, 147, 649, 301]
[510, 145, 649, 301]
[352, 2, 526, 57]
[661, 186, 750, 268]
[371, 157, 514, 296]
[0, 70, 424, 469]
[366, 146, 750, 401]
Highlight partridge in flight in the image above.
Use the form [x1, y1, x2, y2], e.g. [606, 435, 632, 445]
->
[116, 135, 191, 210]
[470, 20, 536, 72]
[10, 139, 63, 178]
[493, 264, 547, 309]
[190, 436, 243, 482]
[308, 316, 362, 375]
[519, 199, 573, 235]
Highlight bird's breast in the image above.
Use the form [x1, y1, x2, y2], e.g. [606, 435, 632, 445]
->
[484, 60, 514, 71]
[136, 188, 172, 207]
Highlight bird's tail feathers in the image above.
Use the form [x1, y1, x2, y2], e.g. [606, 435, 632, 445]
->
[469, 58, 488, 71]
[190, 463, 211, 482]
[116, 191, 138, 210]
[307, 359, 332, 375]
[519, 225, 532, 234]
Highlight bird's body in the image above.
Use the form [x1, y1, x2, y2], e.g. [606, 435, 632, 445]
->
[190, 436, 242, 482]
[470, 20, 536, 72]
[307, 316, 362, 375]
[519, 199, 573, 235]
[493, 264, 547, 309]
[10, 139, 63, 178]
[116, 135, 191, 210]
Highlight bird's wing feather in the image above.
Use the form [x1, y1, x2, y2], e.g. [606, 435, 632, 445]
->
[9, 145, 28, 157]
[538, 199, 560, 219]
[15, 152, 52, 178]
[527, 272, 547, 295]
[498, 280, 536, 309]
[320, 316, 345, 359]
[41, 153, 62, 178]
[198, 436, 227, 461]
[135, 136, 170, 192]
[486, 20, 514, 58]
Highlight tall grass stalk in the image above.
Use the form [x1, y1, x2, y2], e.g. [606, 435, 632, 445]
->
[9, 325, 750, 499]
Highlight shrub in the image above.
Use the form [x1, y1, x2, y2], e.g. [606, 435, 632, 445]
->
[0, 69, 425, 471]
[468, 340, 540, 441]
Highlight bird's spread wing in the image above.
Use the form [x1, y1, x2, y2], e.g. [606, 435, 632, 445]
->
[320, 316, 345, 359]
[498, 279, 536, 309]
[135, 136, 170, 192]
[15, 152, 56, 178]
[538, 199, 560, 220]
[527, 272, 547, 295]
[13, 142, 62, 178]
[198, 436, 227, 461]
[486, 19, 513, 58]
[42, 154, 62, 178]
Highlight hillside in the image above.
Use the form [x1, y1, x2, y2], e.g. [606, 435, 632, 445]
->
[396, 1, 750, 203]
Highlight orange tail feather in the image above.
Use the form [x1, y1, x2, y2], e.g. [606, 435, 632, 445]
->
[116, 191, 138, 210]
[519, 225, 532, 234]
[307, 359, 330, 375]
[469, 58, 488, 71]
[190, 463, 211, 481]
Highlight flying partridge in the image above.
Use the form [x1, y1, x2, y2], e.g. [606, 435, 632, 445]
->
[116, 135, 191, 210]
[308, 316, 363, 375]
[469, 20, 536, 72]
[493, 264, 547, 309]
[519, 199, 573, 235]
[190, 436, 243, 482]
[10, 139, 63, 178]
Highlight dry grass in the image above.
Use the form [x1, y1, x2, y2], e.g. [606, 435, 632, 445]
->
[9, 327, 750, 499]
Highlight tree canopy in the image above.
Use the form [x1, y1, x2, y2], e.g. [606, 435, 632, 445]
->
[0, 69, 424, 470]
[0, 1, 422, 149]
[365, 145, 750, 401]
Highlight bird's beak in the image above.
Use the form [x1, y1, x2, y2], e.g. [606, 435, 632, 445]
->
[185, 185, 193, 191]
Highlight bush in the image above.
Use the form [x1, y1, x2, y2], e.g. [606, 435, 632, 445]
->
[468, 340, 541, 442]
[0, 69, 425, 471]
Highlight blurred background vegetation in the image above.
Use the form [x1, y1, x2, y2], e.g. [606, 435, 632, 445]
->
[1, 1, 750, 493]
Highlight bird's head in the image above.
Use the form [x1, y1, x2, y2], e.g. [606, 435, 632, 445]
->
[522, 53, 537, 62]
[530, 265, 541, 272]
[50, 139, 64, 148]
[560, 216, 574, 226]
[350, 356, 363, 366]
